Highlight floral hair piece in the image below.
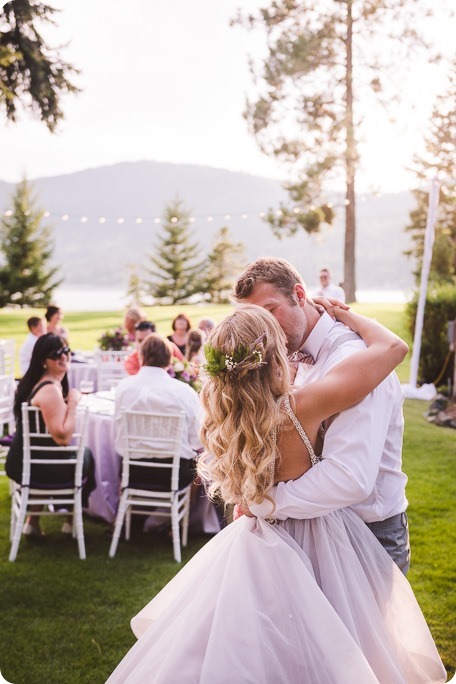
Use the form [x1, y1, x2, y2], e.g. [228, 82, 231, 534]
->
[203, 334, 267, 378]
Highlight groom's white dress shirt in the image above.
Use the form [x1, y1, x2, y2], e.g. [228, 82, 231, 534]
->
[250, 313, 408, 523]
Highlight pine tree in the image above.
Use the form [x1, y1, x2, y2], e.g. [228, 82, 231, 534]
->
[125, 265, 146, 307]
[0, 0, 79, 131]
[234, 0, 448, 301]
[0, 178, 62, 307]
[406, 61, 456, 285]
[147, 199, 205, 305]
[204, 227, 246, 304]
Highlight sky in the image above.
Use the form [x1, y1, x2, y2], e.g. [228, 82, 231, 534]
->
[0, 0, 454, 193]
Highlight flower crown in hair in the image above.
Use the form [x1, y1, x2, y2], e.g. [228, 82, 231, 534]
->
[203, 335, 267, 378]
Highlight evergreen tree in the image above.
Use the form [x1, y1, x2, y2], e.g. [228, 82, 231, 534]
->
[234, 0, 448, 301]
[0, 178, 62, 307]
[204, 227, 246, 304]
[405, 61, 456, 285]
[125, 265, 146, 307]
[147, 200, 205, 305]
[0, 0, 79, 131]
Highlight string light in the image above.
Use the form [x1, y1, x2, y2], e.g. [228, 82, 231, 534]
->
[15, 191, 391, 228]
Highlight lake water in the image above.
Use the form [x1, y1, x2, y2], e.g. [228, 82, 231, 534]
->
[54, 286, 412, 311]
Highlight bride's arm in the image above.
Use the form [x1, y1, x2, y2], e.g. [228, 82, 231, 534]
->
[297, 308, 408, 424]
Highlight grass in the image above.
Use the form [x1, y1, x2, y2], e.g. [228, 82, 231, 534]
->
[0, 303, 454, 681]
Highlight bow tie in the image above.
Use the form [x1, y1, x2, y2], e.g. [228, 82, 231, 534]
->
[288, 350, 315, 365]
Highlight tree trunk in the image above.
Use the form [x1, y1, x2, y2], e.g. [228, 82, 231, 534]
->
[344, 0, 357, 303]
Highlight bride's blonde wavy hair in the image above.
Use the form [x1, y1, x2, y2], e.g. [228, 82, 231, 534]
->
[198, 304, 291, 509]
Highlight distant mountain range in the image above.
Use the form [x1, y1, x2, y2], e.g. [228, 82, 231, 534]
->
[0, 161, 416, 291]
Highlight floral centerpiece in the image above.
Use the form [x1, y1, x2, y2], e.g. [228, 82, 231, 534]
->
[168, 357, 201, 392]
[97, 328, 131, 351]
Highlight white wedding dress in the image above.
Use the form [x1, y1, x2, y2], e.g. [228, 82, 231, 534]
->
[106, 404, 446, 684]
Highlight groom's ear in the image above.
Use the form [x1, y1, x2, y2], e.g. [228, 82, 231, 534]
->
[293, 283, 307, 307]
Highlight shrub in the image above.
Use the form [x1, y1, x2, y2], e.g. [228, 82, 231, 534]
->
[406, 284, 456, 384]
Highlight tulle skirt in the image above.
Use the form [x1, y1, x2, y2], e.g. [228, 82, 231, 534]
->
[106, 510, 446, 683]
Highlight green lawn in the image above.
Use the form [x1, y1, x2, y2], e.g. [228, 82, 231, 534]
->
[0, 303, 454, 682]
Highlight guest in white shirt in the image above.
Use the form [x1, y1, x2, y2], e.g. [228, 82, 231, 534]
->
[114, 334, 202, 489]
[19, 316, 46, 376]
[234, 257, 410, 574]
[316, 267, 346, 302]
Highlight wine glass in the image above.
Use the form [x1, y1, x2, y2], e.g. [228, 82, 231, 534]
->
[79, 380, 94, 395]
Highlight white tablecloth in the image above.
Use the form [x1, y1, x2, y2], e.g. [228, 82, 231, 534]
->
[68, 361, 98, 392]
[78, 394, 221, 533]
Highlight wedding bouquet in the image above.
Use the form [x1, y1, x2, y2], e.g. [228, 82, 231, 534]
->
[167, 357, 201, 392]
[98, 328, 131, 351]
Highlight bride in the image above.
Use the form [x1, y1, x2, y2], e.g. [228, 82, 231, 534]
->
[106, 305, 446, 683]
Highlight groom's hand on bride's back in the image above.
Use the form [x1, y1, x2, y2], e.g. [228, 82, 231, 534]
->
[233, 504, 254, 520]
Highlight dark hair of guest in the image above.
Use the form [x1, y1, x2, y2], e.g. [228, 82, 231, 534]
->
[171, 313, 192, 332]
[45, 305, 61, 322]
[14, 333, 69, 419]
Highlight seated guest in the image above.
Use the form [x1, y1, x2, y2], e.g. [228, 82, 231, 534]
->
[198, 318, 215, 337]
[115, 334, 201, 489]
[315, 267, 346, 302]
[185, 329, 205, 368]
[19, 316, 46, 376]
[45, 305, 69, 344]
[124, 306, 147, 342]
[6, 334, 96, 536]
[124, 321, 156, 375]
[125, 321, 184, 376]
[167, 313, 192, 355]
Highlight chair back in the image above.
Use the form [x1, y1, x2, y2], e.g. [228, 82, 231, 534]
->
[0, 339, 15, 378]
[21, 403, 88, 488]
[0, 373, 15, 435]
[120, 409, 185, 491]
[94, 350, 129, 391]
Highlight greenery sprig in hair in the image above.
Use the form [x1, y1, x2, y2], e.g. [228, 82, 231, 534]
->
[203, 335, 266, 378]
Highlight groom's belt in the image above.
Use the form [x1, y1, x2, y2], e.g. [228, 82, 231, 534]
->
[365, 512, 408, 530]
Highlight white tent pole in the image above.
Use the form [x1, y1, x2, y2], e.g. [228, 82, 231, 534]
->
[409, 177, 440, 388]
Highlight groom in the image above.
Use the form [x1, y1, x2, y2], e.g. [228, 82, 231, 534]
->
[234, 257, 410, 574]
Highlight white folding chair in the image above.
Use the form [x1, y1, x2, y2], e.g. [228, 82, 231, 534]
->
[0, 374, 16, 479]
[0, 339, 15, 379]
[109, 409, 192, 563]
[9, 404, 89, 562]
[94, 350, 129, 391]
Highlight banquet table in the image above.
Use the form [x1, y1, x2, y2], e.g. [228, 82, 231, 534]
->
[78, 394, 221, 534]
[68, 355, 98, 392]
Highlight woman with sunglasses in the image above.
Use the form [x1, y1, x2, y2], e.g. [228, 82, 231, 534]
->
[6, 334, 96, 537]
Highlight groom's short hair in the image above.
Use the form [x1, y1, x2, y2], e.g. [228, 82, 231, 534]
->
[233, 257, 306, 304]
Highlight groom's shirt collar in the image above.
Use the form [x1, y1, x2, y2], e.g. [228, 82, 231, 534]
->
[301, 312, 335, 361]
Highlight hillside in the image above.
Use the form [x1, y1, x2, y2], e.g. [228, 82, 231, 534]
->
[0, 161, 416, 290]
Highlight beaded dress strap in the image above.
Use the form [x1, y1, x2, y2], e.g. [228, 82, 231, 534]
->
[283, 395, 320, 467]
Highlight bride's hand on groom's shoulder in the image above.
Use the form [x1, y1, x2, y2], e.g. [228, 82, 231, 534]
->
[311, 296, 349, 318]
